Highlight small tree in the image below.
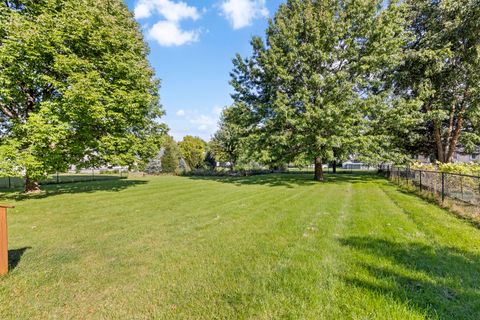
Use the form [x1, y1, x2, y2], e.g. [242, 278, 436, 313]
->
[204, 142, 217, 170]
[178, 136, 206, 170]
[161, 136, 180, 173]
[210, 106, 244, 171]
[145, 152, 163, 175]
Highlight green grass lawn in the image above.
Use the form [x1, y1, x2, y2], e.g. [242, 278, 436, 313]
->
[1, 173, 479, 319]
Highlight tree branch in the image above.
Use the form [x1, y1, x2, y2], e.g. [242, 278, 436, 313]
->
[0, 103, 17, 119]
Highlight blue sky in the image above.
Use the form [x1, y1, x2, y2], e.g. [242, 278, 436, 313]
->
[124, 0, 284, 141]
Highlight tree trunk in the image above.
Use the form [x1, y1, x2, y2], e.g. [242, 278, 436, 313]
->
[445, 112, 465, 163]
[434, 123, 446, 163]
[332, 161, 337, 174]
[25, 176, 40, 193]
[314, 157, 324, 181]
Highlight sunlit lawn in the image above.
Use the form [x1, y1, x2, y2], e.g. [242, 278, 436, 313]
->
[1, 173, 479, 319]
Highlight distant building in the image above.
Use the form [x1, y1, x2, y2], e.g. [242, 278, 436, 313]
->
[415, 146, 480, 164]
[453, 147, 480, 163]
[216, 161, 232, 168]
[342, 161, 370, 170]
[69, 165, 127, 174]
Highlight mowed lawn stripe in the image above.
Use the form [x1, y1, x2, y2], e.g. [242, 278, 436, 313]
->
[7, 177, 271, 250]
[163, 177, 349, 319]
[336, 178, 480, 319]
[247, 180, 354, 319]
[332, 178, 431, 319]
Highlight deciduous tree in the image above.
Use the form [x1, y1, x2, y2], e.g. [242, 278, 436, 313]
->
[396, 0, 480, 163]
[229, 0, 409, 180]
[210, 105, 244, 170]
[0, 0, 165, 191]
[178, 136, 206, 170]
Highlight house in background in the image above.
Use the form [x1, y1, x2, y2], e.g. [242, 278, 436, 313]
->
[415, 146, 480, 164]
[451, 146, 480, 163]
[342, 160, 370, 170]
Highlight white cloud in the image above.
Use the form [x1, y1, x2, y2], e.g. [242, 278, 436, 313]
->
[134, 3, 153, 19]
[149, 21, 199, 47]
[174, 107, 223, 139]
[135, 0, 200, 21]
[189, 114, 217, 132]
[134, 0, 201, 47]
[212, 106, 223, 116]
[220, 0, 269, 29]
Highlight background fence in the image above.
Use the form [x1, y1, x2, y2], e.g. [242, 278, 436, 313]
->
[286, 166, 375, 174]
[0, 171, 126, 189]
[379, 165, 480, 206]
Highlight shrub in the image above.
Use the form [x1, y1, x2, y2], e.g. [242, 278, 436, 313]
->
[412, 162, 480, 176]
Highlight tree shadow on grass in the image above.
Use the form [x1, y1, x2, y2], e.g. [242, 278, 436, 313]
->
[339, 236, 480, 319]
[187, 172, 383, 188]
[8, 247, 31, 271]
[0, 179, 148, 202]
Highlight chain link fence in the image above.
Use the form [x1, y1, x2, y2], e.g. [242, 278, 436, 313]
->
[0, 171, 126, 189]
[379, 165, 480, 206]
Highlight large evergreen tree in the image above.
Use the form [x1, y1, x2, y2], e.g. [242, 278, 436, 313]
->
[0, 0, 165, 191]
[229, 0, 409, 180]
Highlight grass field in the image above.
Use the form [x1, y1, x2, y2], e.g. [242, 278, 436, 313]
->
[1, 173, 479, 319]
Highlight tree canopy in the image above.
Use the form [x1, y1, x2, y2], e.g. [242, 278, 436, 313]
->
[394, 0, 480, 163]
[0, 0, 165, 191]
[161, 135, 180, 173]
[178, 135, 206, 170]
[210, 106, 245, 170]
[227, 0, 410, 180]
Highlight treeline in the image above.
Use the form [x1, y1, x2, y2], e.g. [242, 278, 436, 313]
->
[211, 0, 480, 181]
[145, 133, 265, 175]
[145, 135, 217, 174]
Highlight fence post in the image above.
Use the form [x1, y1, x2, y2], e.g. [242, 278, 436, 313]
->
[0, 204, 14, 276]
[419, 171, 422, 191]
[460, 177, 464, 201]
[7, 177, 10, 189]
[441, 172, 445, 203]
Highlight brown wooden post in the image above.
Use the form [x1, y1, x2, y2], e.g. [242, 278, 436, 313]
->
[0, 204, 14, 276]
